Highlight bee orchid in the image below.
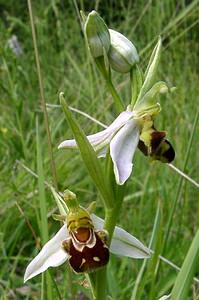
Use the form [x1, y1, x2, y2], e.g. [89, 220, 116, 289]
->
[24, 191, 150, 282]
[58, 82, 175, 185]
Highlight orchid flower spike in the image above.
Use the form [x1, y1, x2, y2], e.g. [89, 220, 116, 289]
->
[24, 190, 150, 282]
[58, 100, 174, 185]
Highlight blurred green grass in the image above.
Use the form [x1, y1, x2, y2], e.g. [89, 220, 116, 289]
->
[0, 0, 199, 299]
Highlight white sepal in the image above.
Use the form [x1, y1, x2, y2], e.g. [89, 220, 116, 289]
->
[110, 119, 140, 185]
[24, 225, 69, 282]
[58, 111, 134, 152]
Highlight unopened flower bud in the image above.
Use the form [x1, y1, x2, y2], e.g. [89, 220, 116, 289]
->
[84, 10, 110, 58]
[108, 29, 139, 73]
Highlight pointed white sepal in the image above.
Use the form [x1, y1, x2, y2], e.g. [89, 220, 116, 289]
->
[24, 225, 69, 282]
[58, 111, 134, 152]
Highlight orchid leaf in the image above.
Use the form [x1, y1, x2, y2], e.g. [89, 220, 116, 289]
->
[59, 93, 114, 209]
[170, 227, 199, 300]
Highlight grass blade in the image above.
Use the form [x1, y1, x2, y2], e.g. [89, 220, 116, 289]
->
[170, 228, 199, 300]
[36, 118, 53, 300]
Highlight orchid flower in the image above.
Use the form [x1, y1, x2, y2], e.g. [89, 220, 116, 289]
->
[24, 211, 150, 282]
[58, 83, 174, 185]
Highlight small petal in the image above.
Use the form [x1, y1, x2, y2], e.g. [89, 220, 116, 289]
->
[58, 111, 134, 151]
[91, 214, 150, 258]
[110, 119, 140, 185]
[24, 225, 69, 282]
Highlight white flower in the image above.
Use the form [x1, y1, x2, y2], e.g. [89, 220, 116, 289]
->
[58, 81, 175, 185]
[24, 214, 150, 282]
[58, 109, 140, 185]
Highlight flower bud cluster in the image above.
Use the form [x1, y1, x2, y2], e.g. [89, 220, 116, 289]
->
[84, 10, 139, 73]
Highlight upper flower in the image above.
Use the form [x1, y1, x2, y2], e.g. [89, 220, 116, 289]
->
[58, 98, 175, 185]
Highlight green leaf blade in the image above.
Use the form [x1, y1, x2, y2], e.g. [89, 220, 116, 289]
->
[59, 93, 114, 209]
[170, 228, 199, 300]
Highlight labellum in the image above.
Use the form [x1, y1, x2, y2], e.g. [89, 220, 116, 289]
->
[63, 228, 109, 273]
[63, 197, 109, 273]
[138, 128, 175, 163]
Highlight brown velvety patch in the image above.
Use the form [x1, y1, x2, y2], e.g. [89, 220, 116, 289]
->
[154, 139, 175, 163]
[67, 232, 109, 273]
[138, 140, 148, 156]
[151, 131, 166, 154]
[138, 134, 175, 163]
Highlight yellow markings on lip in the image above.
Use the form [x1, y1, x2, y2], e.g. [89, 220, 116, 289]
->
[93, 256, 100, 262]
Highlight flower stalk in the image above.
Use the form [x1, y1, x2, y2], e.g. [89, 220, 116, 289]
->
[94, 56, 124, 113]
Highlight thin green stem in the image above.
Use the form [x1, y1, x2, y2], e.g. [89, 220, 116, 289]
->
[27, 0, 58, 189]
[95, 57, 124, 113]
[106, 79, 124, 113]
[92, 154, 125, 299]
[95, 268, 108, 300]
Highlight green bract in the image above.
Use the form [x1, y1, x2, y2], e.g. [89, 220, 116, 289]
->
[84, 10, 110, 58]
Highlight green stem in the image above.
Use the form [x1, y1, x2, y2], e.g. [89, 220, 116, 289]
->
[95, 268, 108, 300]
[93, 156, 125, 299]
[94, 57, 124, 113]
[106, 79, 124, 113]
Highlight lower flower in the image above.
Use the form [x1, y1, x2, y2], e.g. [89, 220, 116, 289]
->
[24, 202, 150, 282]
